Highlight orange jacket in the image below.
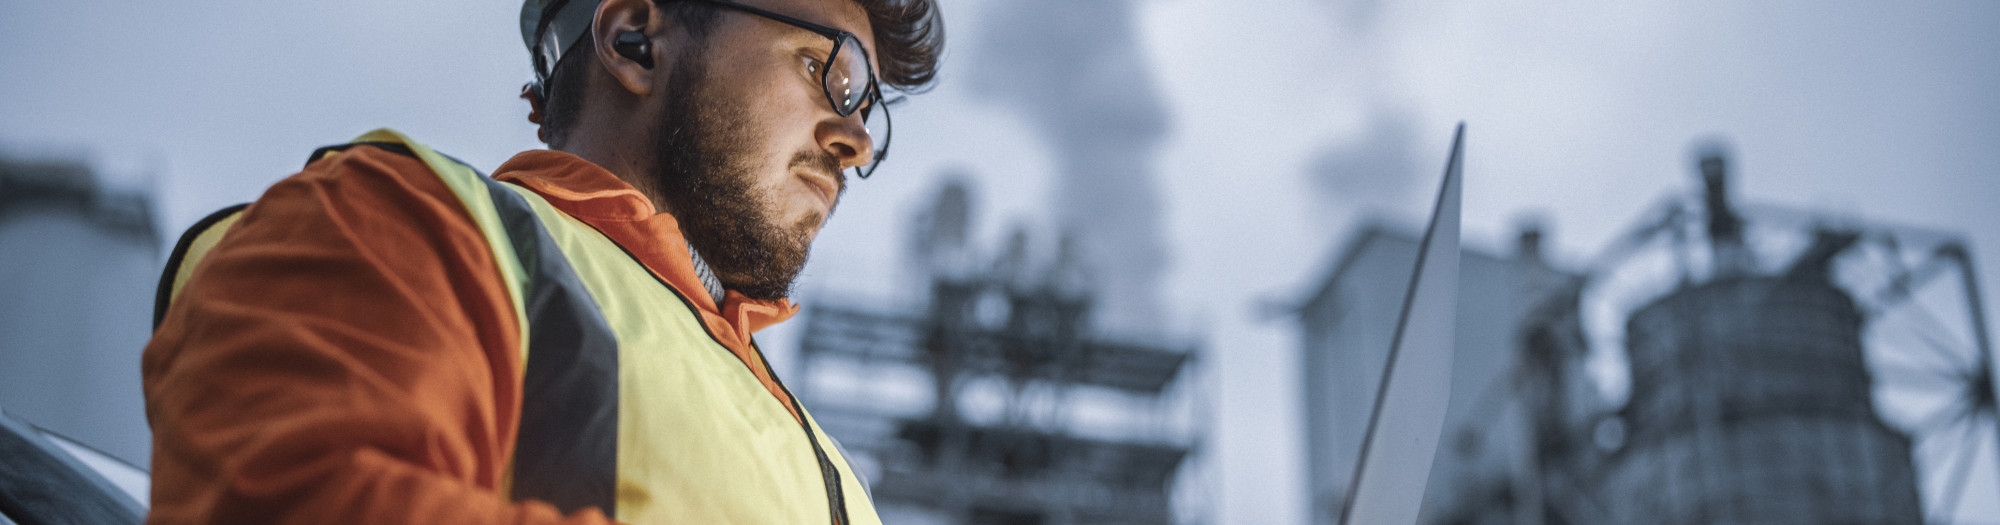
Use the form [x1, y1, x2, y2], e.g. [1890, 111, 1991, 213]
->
[143, 146, 798, 524]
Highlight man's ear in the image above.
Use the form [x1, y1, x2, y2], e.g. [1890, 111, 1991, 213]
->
[592, 0, 663, 97]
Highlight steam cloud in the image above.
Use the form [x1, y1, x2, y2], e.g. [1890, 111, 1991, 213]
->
[967, 0, 1172, 333]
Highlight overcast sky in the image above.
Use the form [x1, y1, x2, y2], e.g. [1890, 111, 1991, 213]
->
[4, 0, 1998, 523]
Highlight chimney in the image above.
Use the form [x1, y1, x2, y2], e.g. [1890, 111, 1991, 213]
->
[1697, 143, 1740, 247]
[1517, 226, 1545, 266]
[1695, 139, 1752, 276]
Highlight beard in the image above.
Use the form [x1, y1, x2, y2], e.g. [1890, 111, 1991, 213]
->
[648, 49, 843, 301]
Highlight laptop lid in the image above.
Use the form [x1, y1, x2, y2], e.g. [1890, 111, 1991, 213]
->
[1339, 123, 1465, 525]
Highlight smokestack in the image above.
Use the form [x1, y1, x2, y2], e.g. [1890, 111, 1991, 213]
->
[1517, 225, 1545, 265]
[1697, 142, 1740, 247]
[1695, 139, 1752, 276]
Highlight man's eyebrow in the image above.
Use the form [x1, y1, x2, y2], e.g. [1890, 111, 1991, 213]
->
[769, 23, 836, 53]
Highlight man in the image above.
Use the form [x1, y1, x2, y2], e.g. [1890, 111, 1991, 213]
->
[142, 0, 941, 522]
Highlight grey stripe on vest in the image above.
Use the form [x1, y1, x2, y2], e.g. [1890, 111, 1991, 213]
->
[479, 175, 622, 518]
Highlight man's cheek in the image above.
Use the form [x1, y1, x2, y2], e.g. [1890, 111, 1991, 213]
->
[791, 213, 825, 244]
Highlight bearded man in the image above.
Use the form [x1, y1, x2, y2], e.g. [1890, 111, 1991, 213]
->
[142, 0, 941, 522]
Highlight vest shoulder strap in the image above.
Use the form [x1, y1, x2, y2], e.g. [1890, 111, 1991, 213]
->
[339, 129, 533, 334]
[152, 203, 248, 330]
[151, 130, 537, 338]
[151, 131, 621, 515]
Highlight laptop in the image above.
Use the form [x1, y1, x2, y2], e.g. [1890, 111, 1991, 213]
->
[1339, 123, 1465, 525]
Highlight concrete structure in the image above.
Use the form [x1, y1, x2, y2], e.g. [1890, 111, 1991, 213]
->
[0, 153, 159, 466]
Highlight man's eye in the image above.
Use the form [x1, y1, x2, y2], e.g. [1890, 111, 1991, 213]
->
[802, 56, 824, 75]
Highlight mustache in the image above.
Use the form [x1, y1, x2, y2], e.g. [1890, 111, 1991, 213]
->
[789, 148, 846, 201]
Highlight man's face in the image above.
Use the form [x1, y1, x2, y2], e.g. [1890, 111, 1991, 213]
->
[647, 0, 879, 300]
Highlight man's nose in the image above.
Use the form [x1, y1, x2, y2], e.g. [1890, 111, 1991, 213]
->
[815, 115, 875, 170]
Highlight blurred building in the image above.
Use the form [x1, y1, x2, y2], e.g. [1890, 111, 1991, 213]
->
[1293, 144, 1990, 524]
[0, 152, 160, 466]
[797, 180, 1204, 525]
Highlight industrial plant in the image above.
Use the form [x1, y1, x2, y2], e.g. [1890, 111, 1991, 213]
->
[795, 180, 1204, 525]
[1296, 143, 1995, 524]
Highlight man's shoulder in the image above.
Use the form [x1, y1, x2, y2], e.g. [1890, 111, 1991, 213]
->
[243, 140, 484, 225]
[225, 140, 489, 251]
[293, 141, 442, 189]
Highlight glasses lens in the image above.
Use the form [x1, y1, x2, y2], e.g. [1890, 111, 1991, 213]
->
[857, 97, 891, 178]
[827, 36, 872, 115]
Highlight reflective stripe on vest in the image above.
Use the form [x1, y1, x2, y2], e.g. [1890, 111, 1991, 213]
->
[156, 129, 880, 524]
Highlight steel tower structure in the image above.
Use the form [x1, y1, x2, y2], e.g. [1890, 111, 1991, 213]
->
[1538, 143, 1994, 524]
[796, 180, 1204, 525]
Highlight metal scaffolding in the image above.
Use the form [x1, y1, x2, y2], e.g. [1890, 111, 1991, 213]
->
[797, 181, 1203, 525]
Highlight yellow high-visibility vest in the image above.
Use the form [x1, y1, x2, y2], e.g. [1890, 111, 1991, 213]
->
[158, 129, 881, 524]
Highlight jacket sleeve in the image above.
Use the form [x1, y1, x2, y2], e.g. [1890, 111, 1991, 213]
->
[142, 147, 615, 525]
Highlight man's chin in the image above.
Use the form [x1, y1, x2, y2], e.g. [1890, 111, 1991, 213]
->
[721, 233, 815, 301]
[720, 271, 801, 302]
[710, 268, 773, 299]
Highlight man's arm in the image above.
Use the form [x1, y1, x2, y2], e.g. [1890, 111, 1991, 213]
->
[143, 147, 611, 524]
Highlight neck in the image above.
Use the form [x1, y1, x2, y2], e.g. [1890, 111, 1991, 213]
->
[558, 135, 659, 199]
[556, 83, 670, 214]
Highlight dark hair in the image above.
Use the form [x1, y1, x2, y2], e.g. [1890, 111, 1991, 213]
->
[853, 0, 944, 93]
[534, 0, 944, 147]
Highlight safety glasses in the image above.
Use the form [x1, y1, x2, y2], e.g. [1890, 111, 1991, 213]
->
[686, 0, 895, 179]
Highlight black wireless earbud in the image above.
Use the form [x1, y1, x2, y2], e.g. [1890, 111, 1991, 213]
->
[613, 31, 654, 69]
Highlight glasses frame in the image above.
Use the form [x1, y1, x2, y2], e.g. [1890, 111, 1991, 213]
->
[683, 0, 894, 178]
